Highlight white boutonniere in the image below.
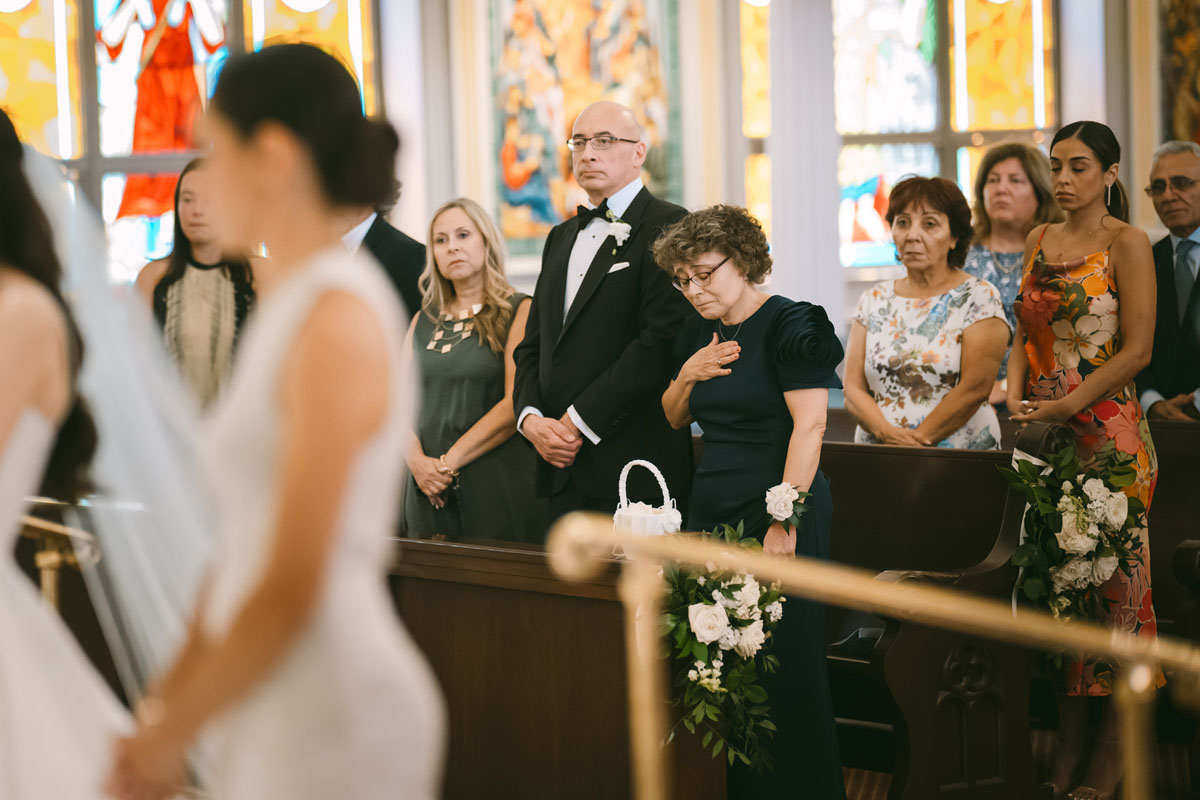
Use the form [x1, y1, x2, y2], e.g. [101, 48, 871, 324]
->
[605, 209, 632, 254]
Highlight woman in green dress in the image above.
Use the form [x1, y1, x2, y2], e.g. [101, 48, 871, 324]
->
[403, 198, 543, 541]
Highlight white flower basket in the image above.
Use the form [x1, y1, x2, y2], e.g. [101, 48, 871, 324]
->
[613, 460, 682, 541]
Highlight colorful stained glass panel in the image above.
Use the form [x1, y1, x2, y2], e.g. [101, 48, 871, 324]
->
[745, 153, 770, 240]
[832, 0, 938, 135]
[102, 171, 176, 283]
[95, 0, 229, 162]
[740, 0, 769, 139]
[838, 142, 938, 267]
[0, 0, 83, 158]
[948, 0, 1055, 131]
[245, 0, 377, 115]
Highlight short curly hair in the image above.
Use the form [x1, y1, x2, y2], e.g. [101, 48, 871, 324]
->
[652, 204, 772, 284]
[886, 176, 973, 269]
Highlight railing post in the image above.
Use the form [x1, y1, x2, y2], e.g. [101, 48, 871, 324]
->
[1116, 662, 1157, 800]
[617, 556, 669, 800]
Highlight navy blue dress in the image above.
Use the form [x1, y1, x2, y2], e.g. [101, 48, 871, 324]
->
[677, 295, 847, 799]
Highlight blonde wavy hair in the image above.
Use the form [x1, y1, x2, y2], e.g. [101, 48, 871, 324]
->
[420, 197, 516, 354]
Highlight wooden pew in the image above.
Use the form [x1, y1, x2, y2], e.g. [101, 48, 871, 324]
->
[389, 540, 726, 800]
[817, 423, 1062, 799]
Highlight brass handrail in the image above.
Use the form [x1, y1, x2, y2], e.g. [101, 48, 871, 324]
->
[19, 506, 99, 610]
[547, 513, 1200, 800]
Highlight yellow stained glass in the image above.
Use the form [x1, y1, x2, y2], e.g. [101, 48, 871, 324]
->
[245, 0, 378, 115]
[745, 153, 770, 240]
[740, 0, 769, 139]
[0, 0, 82, 158]
[948, 0, 1055, 132]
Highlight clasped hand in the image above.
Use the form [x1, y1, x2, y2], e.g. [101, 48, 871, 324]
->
[523, 414, 582, 468]
[680, 333, 740, 383]
[410, 453, 452, 508]
[1008, 397, 1074, 423]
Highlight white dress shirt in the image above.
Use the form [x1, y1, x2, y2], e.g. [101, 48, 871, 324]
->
[1139, 229, 1200, 414]
[519, 177, 645, 446]
[342, 212, 377, 254]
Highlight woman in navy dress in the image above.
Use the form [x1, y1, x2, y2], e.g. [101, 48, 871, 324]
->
[656, 205, 846, 799]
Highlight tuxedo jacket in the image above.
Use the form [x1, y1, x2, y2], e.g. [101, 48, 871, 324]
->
[1136, 235, 1200, 400]
[513, 186, 693, 503]
[361, 214, 425, 319]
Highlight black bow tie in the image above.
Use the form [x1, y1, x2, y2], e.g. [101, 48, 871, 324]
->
[576, 200, 610, 224]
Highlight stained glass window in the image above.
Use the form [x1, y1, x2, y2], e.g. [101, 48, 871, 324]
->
[0, 0, 83, 158]
[95, 0, 229, 159]
[4, 0, 383, 278]
[740, 1, 769, 140]
[832, 0, 938, 135]
[245, 0, 377, 114]
[833, 0, 1057, 267]
[948, 0, 1055, 131]
[838, 143, 938, 268]
[745, 153, 770, 239]
[102, 171, 176, 282]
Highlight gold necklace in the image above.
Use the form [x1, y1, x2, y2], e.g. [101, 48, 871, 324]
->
[426, 303, 483, 354]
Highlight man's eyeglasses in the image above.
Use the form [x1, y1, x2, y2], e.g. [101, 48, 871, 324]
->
[672, 256, 731, 291]
[1144, 176, 1198, 197]
[566, 134, 640, 152]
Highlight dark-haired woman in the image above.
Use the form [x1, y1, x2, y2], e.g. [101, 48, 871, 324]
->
[845, 176, 1011, 449]
[0, 109, 127, 798]
[108, 44, 444, 800]
[658, 205, 847, 799]
[1008, 121, 1159, 800]
[135, 158, 255, 408]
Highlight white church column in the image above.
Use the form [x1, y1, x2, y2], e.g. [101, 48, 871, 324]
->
[766, 0, 844, 334]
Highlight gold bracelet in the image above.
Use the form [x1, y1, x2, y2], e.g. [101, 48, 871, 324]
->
[438, 454, 460, 478]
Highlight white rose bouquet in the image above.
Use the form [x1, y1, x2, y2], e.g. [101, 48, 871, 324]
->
[662, 522, 786, 774]
[1002, 443, 1145, 629]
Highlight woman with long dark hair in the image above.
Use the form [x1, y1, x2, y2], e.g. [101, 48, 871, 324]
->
[1009, 120, 1159, 800]
[135, 158, 256, 408]
[0, 108, 127, 797]
[107, 44, 444, 800]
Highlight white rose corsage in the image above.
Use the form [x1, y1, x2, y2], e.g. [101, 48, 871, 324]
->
[605, 210, 632, 253]
[765, 481, 810, 533]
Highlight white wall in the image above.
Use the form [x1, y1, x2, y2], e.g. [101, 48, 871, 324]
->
[378, 0, 430, 241]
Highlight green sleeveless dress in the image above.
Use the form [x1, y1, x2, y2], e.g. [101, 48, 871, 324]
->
[404, 294, 544, 542]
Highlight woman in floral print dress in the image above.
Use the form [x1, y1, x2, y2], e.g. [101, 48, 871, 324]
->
[1009, 121, 1159, 800]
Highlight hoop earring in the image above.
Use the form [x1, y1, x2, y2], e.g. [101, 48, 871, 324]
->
[1106, 183, 1112, 207]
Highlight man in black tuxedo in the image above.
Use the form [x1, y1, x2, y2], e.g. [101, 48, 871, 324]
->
[341, 181, 425, 317]
[513, 100, 693, 523]
[1137, 140, 1200, 422]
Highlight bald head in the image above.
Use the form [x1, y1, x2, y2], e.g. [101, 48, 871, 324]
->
[571, 101, 647, 204]
[573, 101, 645, 141]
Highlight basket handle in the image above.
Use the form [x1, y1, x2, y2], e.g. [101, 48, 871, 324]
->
[618, 459, 671, 509]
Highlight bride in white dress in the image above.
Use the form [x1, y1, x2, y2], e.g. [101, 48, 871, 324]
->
[107, 44, 445, 799]
[0, 108, 131, 798]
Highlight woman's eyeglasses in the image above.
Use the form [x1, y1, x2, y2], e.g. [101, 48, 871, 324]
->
[672, 256, 731, 291]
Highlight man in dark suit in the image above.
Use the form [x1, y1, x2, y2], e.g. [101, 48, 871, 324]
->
[1137, 140, 1200, 422]
[513, 100, 693, 523]
[341, 179, 425, 317]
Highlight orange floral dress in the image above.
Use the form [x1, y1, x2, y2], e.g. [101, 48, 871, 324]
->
[1014, 229, 1162, 696]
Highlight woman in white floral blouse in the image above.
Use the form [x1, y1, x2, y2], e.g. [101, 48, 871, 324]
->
[845, 177, 1011, 449]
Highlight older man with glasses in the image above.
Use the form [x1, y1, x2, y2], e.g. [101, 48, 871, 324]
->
[1137, 140, 1200, 421]
[513, 100, 693, 528]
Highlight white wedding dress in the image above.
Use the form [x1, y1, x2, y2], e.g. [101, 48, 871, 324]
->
[199, 246, 444, 800]
[0, 409, 132, 800]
